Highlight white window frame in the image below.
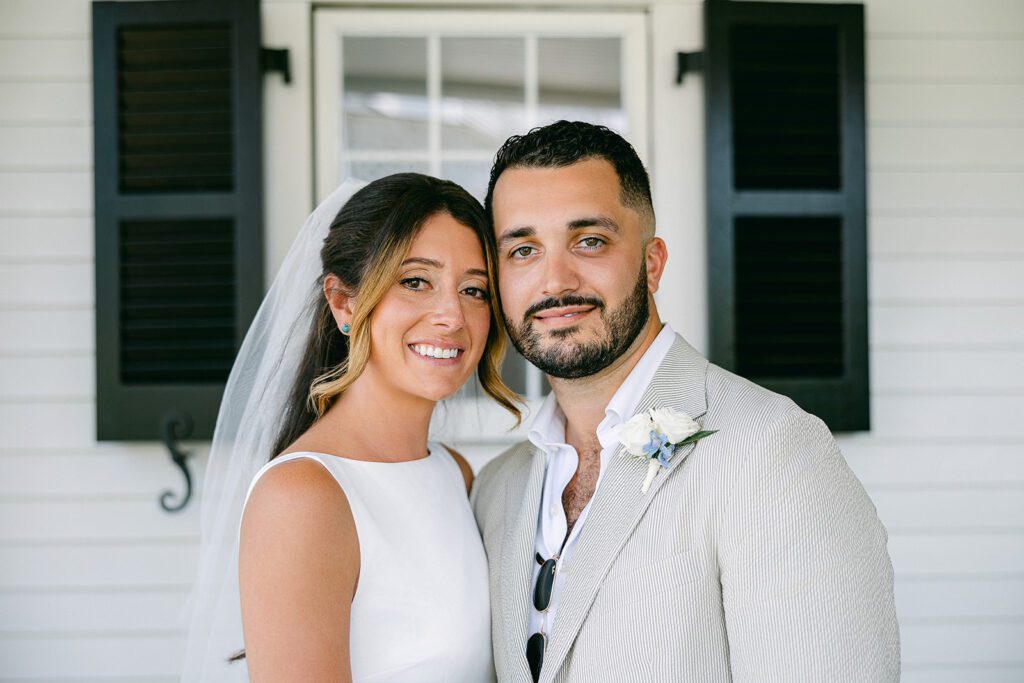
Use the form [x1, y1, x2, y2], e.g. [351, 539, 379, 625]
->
[312, 8, 649, 443]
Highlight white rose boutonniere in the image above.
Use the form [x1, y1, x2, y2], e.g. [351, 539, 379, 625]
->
[618, 407, 716, 493]
[650, 407, 701, 443]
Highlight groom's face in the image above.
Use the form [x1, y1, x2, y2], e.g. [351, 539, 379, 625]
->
[492, 158, 656, 379]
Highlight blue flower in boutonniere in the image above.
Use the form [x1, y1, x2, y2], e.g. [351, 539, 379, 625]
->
[618, 407, 717, 493]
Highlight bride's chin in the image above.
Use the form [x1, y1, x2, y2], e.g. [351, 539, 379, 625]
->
[409, 376, 471, 403]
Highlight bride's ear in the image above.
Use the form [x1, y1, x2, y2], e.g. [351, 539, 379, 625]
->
[323, 274, 355, 334]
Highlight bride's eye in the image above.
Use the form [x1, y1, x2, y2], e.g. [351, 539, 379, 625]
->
[400, 277, 429, 291]
[462, 285, 489, 301]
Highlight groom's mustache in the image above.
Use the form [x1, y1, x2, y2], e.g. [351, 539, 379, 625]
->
[523, 294, 605, 321]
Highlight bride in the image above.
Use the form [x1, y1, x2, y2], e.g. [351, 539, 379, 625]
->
[181, 174, 520, 682]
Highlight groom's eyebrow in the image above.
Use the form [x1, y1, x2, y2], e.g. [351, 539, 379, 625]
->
[568, 216, 619, 232]
[497, 226, 535, 248]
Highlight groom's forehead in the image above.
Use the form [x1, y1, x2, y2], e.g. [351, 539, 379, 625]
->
[491, 160, 626, 226]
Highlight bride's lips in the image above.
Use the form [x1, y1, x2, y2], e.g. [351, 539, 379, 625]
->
[407, 340, 465, 366]
[532, 305, 595, 328]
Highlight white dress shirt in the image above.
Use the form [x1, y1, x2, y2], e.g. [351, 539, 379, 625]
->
[527, 324, 676, 639]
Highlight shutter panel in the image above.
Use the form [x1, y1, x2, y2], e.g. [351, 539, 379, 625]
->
[93, 0, 263, 440]
[706, 1, 868, 431]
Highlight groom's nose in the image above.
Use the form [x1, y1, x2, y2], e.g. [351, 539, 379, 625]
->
[541, 250, 580, 298]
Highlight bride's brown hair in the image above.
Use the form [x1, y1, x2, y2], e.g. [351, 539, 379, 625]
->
[270, 173, 521, 460]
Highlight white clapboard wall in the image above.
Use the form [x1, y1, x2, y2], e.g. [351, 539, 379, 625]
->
[1, 0, 1023, 680]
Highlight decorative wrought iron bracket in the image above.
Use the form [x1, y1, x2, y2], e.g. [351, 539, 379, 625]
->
[261, 47, 291, 84]
[159, 412, 194, 513]
[676, 51, 705, 85]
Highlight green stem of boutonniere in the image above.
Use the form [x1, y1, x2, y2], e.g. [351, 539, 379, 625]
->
[640, 430, 718, 494]
[678, 430, 717, 446]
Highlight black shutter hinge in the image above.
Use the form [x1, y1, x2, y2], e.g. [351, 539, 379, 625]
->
[262, 47, 292, 84]
[676, 51, 705, 85]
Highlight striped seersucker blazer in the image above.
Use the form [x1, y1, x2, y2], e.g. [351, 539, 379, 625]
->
[471, 335, 900, 682]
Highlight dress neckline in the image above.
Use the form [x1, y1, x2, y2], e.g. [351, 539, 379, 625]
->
[280, 444, 437, 466]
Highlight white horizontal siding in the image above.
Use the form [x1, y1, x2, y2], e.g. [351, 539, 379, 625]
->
[870, 216, 1024, 255]
[0, 499, 201, 543]
[844, 441, 1024, 486]
[0, 545, 197, 590]
[871, 259, 1024, 302]
[0, 264, 93, 306]
[1, 590, 189, 634]
[896, 577, 1024, 619]
[0, 216, 93, 260]
[870, 127, 1024, 170]
[0, 356, 93, 398]
[872, 349, 1024, 391]
[857, 4, 1024, 676]
[869, 37, 1024, 82]
[0, 170, 92, 213]
[0, 126, 91, 169]
[0, 83, 92, 125]
[0, 636, 184, 679]
[0, 38, 90, 81]
[0, 447, 205, 494]
[871, 305, 1024, 346]
[0, 309, 92, 353]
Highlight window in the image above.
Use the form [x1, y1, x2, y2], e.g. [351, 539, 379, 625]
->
[314, 9, 648, 440]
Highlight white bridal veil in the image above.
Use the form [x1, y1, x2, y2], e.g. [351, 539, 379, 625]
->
[180, 179, 366, 682]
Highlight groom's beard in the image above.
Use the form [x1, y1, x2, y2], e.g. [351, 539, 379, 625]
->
[506, 262, 650, 380]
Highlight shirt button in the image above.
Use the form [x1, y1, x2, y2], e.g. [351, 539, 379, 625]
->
[549, 503, 559, 517]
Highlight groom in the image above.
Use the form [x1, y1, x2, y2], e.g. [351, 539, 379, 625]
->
[471, 121, 899, 682]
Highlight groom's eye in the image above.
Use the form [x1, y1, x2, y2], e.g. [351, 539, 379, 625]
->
[511, 245, 535, 259]
[578, 237, 605, 249]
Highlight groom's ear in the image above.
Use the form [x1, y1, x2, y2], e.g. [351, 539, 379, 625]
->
[323, 274, 355, 332]
[644, 237, 668, 295]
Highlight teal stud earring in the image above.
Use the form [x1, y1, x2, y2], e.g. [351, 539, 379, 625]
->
[341, 323, 351, 334]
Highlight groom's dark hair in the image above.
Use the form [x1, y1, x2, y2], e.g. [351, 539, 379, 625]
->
[485, 120, 655, 237]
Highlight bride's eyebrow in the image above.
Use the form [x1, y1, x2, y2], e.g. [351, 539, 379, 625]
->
[401, 257, 442, 269]
[463, 268, 487, 278]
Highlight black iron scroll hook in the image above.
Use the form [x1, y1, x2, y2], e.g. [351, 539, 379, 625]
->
[159, 412, 194, 513]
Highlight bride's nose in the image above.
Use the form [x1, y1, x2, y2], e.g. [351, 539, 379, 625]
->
[429, 287, 466, 330]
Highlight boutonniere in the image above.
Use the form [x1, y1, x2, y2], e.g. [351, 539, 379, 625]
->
[618, 408, 716, 493]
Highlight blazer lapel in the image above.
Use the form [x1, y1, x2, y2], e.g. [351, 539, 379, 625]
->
[540, 336, 709, 682]
[498, 445, 547, 682]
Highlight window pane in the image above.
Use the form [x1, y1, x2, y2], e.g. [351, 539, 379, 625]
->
[347, 160, 430, 183]
[537, 37, 626, 133]
[343, 37, 428, 151]
[441, 38, 527, 151]
[441, 160, 490, 203]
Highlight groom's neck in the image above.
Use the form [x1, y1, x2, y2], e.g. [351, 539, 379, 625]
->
[551, 314, 663, 445]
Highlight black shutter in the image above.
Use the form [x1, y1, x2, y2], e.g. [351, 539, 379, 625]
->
[705, 1, 869, 431]
[93, 0, 263, 439]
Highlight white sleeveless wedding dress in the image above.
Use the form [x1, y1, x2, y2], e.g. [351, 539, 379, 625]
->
[243, 444, 495, 682]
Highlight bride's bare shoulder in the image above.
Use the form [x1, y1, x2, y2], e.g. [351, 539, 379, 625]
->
[242, 458, 354, 535]
[239, 459, 358, 584]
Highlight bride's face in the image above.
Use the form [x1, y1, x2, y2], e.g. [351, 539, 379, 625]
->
[367, 212, 492, 402]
